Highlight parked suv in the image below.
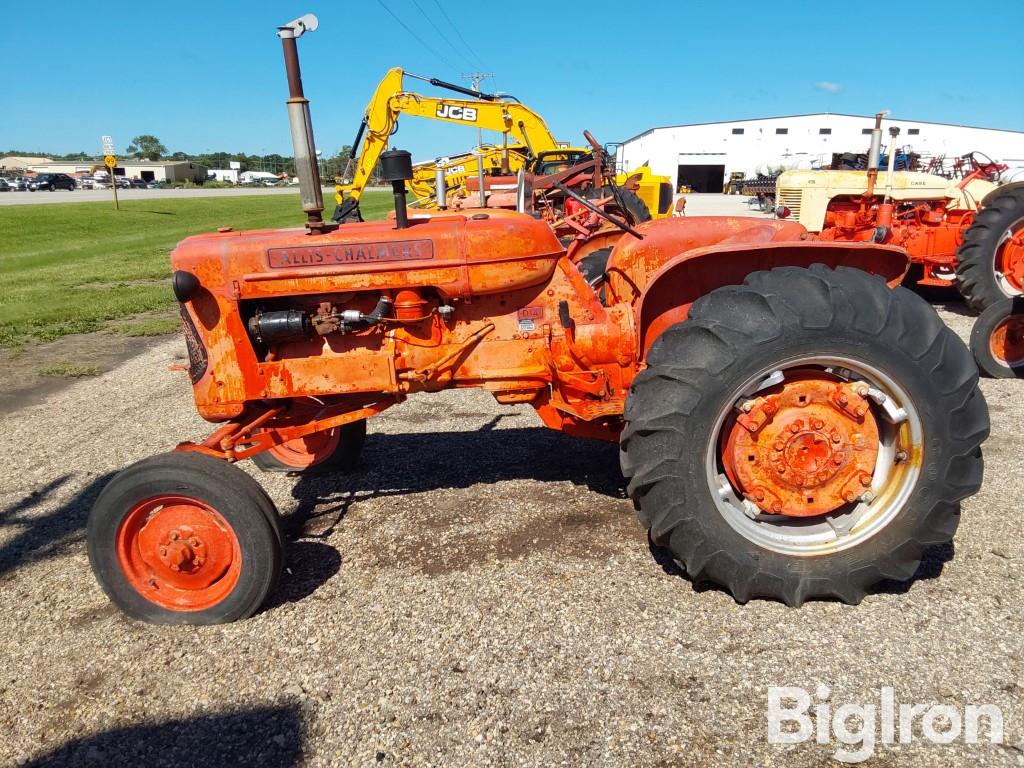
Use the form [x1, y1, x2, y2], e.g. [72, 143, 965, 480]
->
[28, 173, 76, 191]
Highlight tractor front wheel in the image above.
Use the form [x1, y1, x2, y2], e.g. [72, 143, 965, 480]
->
[970, 297, 1024, 378]
[252, 419, 367, 474]
[88, 452, 282, 624]
[621, 265, 988, 606]
[956, 186, 1024, 311]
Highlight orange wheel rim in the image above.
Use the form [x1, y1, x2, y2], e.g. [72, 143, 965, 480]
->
[997, 227, 1024, 293]
[267, 428, 340, 468]
[115, 495, 241, 611]
[989, 316, 1024, 367]
[721, 372, 880, 517]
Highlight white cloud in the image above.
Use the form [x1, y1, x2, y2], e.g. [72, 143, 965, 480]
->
[815, 81, 843, 94]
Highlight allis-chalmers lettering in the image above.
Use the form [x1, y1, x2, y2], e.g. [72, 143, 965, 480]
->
[268, 240, 435, 269]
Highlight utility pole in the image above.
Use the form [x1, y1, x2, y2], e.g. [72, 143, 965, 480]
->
[462, 72, 494, 149]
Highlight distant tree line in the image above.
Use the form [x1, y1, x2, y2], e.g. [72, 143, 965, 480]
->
[5, 134, 372, 181]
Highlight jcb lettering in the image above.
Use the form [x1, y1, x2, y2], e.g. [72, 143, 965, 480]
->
[436, 104, 478, 122]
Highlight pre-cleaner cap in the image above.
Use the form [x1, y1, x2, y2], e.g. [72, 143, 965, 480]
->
[380, 149, 413, 183]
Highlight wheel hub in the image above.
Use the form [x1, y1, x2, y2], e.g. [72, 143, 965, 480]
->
[990, 315, 1024, 366]
[724, 377, 880, 517]
[998, 227, 1024, 293]
[120, 497, 239, 601]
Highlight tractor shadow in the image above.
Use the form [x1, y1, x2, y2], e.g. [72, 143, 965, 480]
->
[285, 423, 625, 538]
[21, 703, 303, 767]
[0, 471, 115, 579]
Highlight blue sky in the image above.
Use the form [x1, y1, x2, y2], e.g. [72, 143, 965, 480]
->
[3, 0, 1022, 162]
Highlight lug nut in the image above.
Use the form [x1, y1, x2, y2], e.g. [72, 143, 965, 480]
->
[754, 490, 765, 501]
[159, 547, 168, 557]
[169, 531, 180, 541]
[860, 474, 872, 486]
[838, 393, 848, 405]
[189, 538, 200, 548]
[811, 418, 824, 430]
[773, 440, 784, 451]
[895, 450, 908, 462]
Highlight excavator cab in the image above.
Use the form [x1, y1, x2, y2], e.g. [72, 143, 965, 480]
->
[532, 149, 591, 176]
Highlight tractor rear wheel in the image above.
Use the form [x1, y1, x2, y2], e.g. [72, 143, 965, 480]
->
[956, 186, 1024, 311]
[621, 265, 987, 606]
[252, 419, 367, 474]
[88, 452, 282, 624]
[970, 297, 1024, 378]
[591, 185, 652, 224]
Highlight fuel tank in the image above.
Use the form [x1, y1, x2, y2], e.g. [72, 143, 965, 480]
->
[171, 209, 565, 303]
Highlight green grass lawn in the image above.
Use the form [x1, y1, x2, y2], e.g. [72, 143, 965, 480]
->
[0, 191, 392, 347]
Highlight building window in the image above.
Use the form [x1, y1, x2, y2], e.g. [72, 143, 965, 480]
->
[775, 128, 788, 135]
[908, 128, 920, 135]
[819, 128, 832, 135]
[862, 128, 873, 134]
[731, 128, 744, 135]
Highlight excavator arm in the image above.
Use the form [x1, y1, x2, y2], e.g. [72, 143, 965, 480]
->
[335, 67, 562, 212]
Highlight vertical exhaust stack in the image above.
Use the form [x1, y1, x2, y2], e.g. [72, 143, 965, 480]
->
[864, 112, 884, 199]
[277, 14, 327, 233]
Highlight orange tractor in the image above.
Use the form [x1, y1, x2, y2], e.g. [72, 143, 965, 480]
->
[86, 15, 988, 624]
[776, 113, 1005, 292]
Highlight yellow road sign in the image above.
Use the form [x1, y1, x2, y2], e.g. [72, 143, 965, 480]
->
[104, 155, 117, 168]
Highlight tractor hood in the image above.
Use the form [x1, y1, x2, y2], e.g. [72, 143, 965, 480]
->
[170, 209, 565, 303]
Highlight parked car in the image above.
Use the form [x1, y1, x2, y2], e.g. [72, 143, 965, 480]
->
[78, 177, 95, 190]
[115, 177, 131, 189]
[7, 176, 29, 191]
[127, 178, 147, 189]
[28, 173, 76, 191]
[0, 178, 10, 192]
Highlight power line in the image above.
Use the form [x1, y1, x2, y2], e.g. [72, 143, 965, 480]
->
[409, 0, 474, 68]
[431, 0, 485, 68]
[374, 0, 460, 72]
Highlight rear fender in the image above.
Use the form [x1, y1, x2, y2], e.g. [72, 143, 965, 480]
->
[636, 241, 908, 357]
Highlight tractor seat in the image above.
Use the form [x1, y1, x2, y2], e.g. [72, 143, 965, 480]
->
[576, 246, 613, 304]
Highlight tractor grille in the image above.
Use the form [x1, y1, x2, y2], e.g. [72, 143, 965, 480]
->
[777, 188, 803, 220]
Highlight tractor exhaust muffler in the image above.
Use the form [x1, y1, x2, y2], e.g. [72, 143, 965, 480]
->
[277, 14, 327, 233]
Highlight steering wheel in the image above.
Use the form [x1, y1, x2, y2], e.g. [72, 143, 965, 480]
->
[551, 181, 643, 239]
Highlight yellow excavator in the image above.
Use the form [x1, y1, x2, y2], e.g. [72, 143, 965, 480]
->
[334, 67, 673, 223]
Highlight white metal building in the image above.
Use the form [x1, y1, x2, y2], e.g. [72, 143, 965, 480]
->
[615, 113, 1024, 193]
[28, 159, 208, 183]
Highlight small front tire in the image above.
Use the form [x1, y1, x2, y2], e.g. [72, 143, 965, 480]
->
[970, 297, 1024, 378]
[252, 419, 367, 474]
[88, 452, 282, 624]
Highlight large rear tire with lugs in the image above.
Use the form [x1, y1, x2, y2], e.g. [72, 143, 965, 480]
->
[621, 265, 988, 606]
[956, 185, 1024, 312]
[88, 452, 282, 624]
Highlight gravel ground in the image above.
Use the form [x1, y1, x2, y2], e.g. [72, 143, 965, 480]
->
[0, 200, 1021, 766]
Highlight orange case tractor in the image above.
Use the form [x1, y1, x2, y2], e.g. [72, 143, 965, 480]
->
[776, 113, 1004, 293]
[86, 16, 988, 625]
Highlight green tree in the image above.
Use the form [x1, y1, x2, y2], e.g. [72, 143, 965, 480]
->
[126, 135, 167, 161]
